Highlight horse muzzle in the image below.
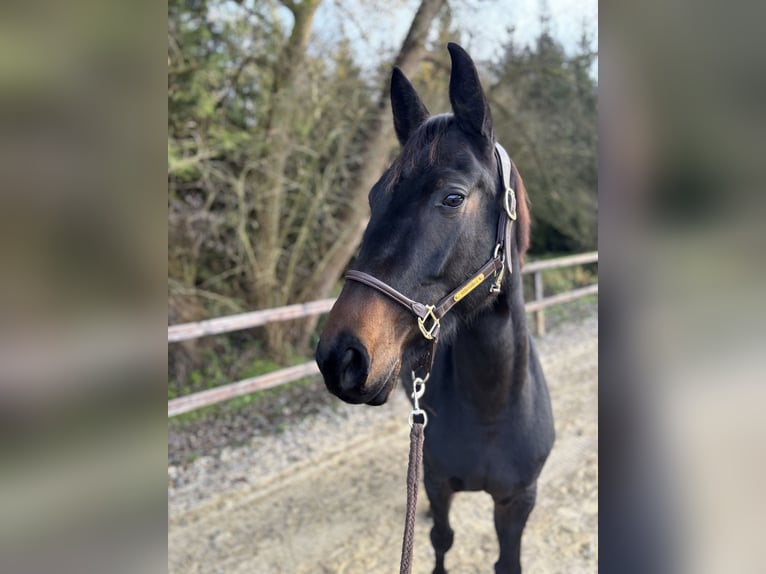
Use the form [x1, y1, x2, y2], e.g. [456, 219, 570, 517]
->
[315, 333, 400, 405]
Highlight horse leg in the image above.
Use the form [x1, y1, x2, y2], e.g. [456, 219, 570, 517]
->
[424, 473, 454, 574]
[492, 483, 537, 574]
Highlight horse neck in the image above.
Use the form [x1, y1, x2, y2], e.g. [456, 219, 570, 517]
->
[451, 244, 529, 410]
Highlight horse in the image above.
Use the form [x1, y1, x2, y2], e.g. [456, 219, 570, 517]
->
[315, 43, 555, 574]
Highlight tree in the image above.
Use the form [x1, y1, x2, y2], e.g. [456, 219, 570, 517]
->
[489, 24, 598, 253]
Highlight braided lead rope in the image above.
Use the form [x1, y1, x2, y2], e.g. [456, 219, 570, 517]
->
[400, 372, 428, 574]
[399, 421, 425, 574]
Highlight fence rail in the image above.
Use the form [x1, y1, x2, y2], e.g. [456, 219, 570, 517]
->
[168, 251, 597, 416]
[522, 251, 598, 273]
[168, 299, 336, 343]
[168, 362, 319, 417]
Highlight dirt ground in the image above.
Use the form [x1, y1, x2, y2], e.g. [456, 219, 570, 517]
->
[168, 313, 597, 573]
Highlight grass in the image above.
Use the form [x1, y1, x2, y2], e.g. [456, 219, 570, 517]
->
[168, 338, 320, 428]
[531, 293, 598, 332]
[168, 373, 320, 427]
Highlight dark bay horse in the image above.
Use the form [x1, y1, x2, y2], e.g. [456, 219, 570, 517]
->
[315, 43, 555, 574]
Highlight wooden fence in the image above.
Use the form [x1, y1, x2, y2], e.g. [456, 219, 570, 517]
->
[168, 251, 597, 417]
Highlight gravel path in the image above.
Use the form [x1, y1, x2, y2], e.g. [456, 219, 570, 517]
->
[168, 310, 597, 573]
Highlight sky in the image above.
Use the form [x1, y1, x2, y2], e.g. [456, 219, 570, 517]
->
[312, 0, 598, 77]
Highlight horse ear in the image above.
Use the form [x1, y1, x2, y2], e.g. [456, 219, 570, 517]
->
[390, 67, 429, 145]
[447, 43, 494, 149]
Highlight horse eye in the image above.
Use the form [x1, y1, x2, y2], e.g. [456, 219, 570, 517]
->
[442, 193, 465, 208]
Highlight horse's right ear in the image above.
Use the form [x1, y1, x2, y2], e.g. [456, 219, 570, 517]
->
[390, 67, 429, 146]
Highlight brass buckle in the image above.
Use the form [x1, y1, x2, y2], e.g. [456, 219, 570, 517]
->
[417, 305, 440, 340]
[504, 187, 517, 220]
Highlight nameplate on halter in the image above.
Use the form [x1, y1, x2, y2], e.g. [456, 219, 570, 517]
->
[453, 273, 485, 302]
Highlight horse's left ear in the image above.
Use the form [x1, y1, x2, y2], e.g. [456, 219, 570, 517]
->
[447, 43, 494, 152]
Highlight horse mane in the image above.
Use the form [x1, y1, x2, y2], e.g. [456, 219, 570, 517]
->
[512, 166, 531, 264]
[383, 113, 531, 263]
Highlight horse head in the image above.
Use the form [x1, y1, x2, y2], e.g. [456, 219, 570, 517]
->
[316, 43, 528, 405]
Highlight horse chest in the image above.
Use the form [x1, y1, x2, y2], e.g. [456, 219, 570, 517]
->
[423, 398, 525, 493]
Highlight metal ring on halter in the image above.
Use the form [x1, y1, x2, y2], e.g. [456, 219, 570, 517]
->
[504, 187, 517, 220]
[408, 409, 428, 428]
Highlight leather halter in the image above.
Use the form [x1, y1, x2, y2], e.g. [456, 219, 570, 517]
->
[345, 142, 518, 372]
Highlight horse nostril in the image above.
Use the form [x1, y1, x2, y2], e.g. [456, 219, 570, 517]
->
[340, 347, 356, 371]
[316, 335, 371, 401]
[339, 343, 369, 393]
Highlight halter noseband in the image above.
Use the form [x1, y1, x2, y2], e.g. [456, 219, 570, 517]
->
[344, 143, 518, 371]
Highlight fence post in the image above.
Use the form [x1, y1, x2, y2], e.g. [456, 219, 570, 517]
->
[534, 271, 545, 336]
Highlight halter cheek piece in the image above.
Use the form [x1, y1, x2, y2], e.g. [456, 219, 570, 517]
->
[344, 143, 518, 372]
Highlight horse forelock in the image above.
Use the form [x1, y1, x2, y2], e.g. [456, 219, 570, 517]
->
[383, 114, 453, 193]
